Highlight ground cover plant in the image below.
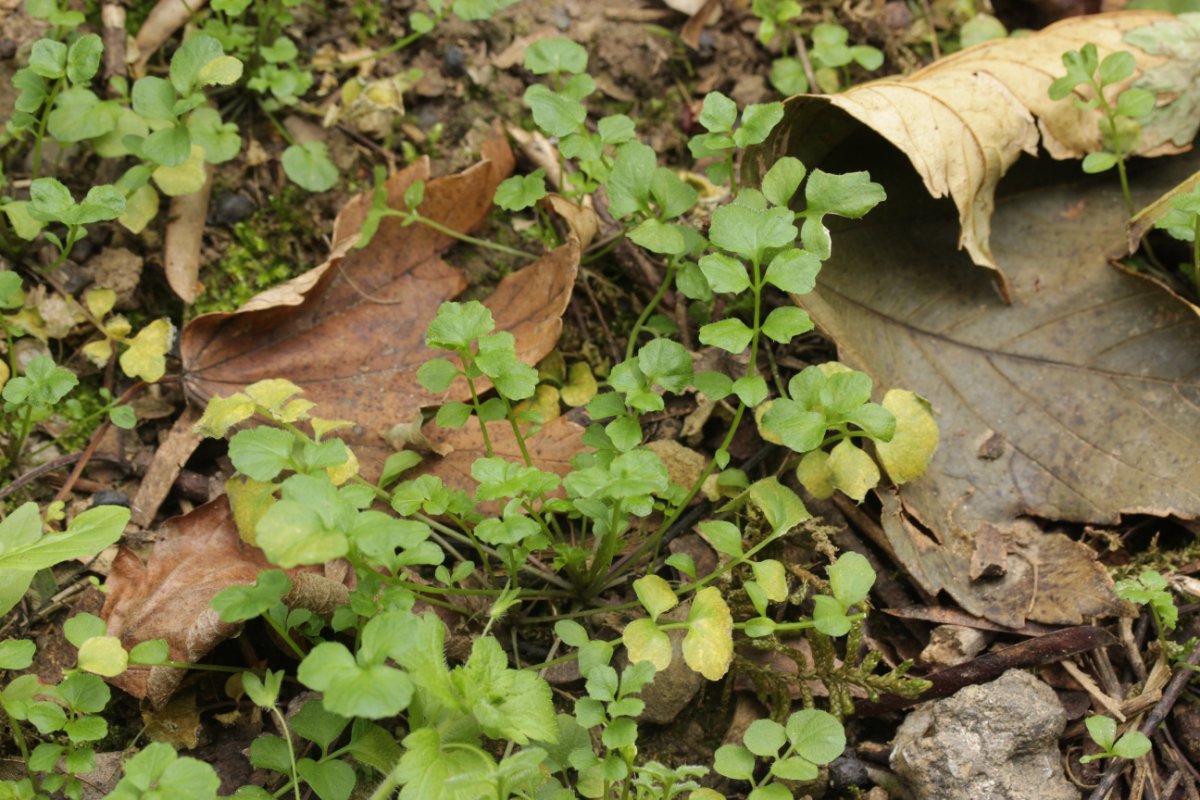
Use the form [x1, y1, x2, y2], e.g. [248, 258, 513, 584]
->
[1, 1, 1199, 799]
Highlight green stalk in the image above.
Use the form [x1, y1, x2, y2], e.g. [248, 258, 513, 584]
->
[30, 77, 64, 181]
[625, 261, 677, 361]
[407, 212, 538, 260]
[270, 707, 303, 800]
[1, 702, 29, 764]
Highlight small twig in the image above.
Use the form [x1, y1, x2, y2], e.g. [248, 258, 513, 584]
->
[791, 31, 819, 94]
[1088, 640, 1200, 800]
[52, 381, 146, 503]
[918, 0, 941, 59]
[0, 453, 127, 503]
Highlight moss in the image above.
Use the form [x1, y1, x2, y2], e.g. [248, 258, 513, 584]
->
[191, 187, 322, 317]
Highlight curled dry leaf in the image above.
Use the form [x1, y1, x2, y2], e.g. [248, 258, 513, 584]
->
[133, 0, 210, 74]
[163, 164, 213, 304]
[747, 11, 1199, 295]
[101, 496, 350, 706]
[180, 131, 583, 481]
[756, 118, 1199, 625]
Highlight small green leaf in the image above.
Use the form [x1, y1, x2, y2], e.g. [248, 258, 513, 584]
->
[786, 708, 846, 765]
[827, 440, 879, 502]
[698, 253, 750, 294]
[229, 427, 295, 481]
[1112, 730, 1151, 760]
[733, 102, 784, 148]
[29, 39, 67, 79]
[712, 744, 755, 780]
[710, 204, 797, 264]
[751, 559, 788, 602]
[282, 142, 338, 192]
[698, 318, 754, 354]
[827, 551, 875, 608]
[1086, 715, 1118, 751]
[494, 169, 547, 211]
[629, 218, 686, 255]
[761, 306, 813, 343]
[692, 370, 733, 401]
[426, 300, 494, 348]
[744, 718, 786, 757]
[1098, 50, 1135, 87]
[733, 375, 768, 408]
[698, 91, 737, 133]
[66, 34, 103, 84]
[606, 141, 656, 219]
[770, 57, 809, 96]
[598, 114, 636, 144]
[761, 156, 806, 207]
[1082, 151, 1118, 173]
[524, 37, 588, 75]
[0, 639, 35, 670]
[170, 34, 226, 94]
[761, 398, 825, 453]
[796, 449, 834, 499]
[638, 338, 692, 393]
[523, 83, 587, 138]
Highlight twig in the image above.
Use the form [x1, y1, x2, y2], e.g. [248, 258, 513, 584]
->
[52, 381, 145, 503]
[0, 453, 127, 503]
[791, 31, 819, 94]
[1088, 641, 1200, 800]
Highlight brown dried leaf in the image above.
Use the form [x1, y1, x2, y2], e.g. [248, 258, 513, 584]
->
[776, 128, 1199, 625]
[101, 497, 349, 706]
[747, 11, 1198, 292]
[163, 165, 213, 304]
[180, 133, 581, 481]
[419, 413, 586, 492]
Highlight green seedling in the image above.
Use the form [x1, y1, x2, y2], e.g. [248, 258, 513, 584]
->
[714, 708, 846, 798]
[808, 23, 884, 93]
[1080, 714, 1152, 763]
[1049, 43, 1155, 215]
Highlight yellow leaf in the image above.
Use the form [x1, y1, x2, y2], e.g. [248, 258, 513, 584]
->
[560, 361, 598, 407]
[119, 184, 160, 234]
[514, 384, 561, 422]
[682, 587, 733, 681]
[876, 389, 939, 484]
[105, 314, 132, 339]
[827, 440, 880, 502]
[119, 318, 175, 383]
[623, 618, 672, 672]
[326, 446, 359, 486]
[84, 288, 117, 319]
[194, 392, 255, 438]
[226, 475, 277, 546]
[632, 574, 678, 620]
[245, 379, 306, 413]
[152, 145, 207, 197]
[311, 417, 355, 439]
[82, 339, 114, 368]
[751, 559, 788, 602]
[0, 360, 8, 392]
[77, 636, 129, 677]
[796, 448, 835, 499]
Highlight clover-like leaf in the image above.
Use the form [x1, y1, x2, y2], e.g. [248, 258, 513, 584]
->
[282, 141, 338, 193]
[681, 587, 733, 681]
[524, 37, 588, 75]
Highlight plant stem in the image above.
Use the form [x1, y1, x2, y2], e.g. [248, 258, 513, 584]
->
[407, 212, 538, 260]
[263, 614, 306, 660]
[1192, 215, 1200, 297]
[1, 703, 29, 764]
[625, 261, 676, 361]
[30, 78, 64, 182]
[271, 707, 303, 800]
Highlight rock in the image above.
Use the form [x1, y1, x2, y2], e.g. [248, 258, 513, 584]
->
[209, 192, 256, 227]
[624, 604, 706, 725]
[84, 247, 144, 310]
[891, 669, 1078, 800]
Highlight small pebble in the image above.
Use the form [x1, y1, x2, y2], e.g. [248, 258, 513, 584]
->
[0, 39, 17, 60]
[829, 754, 871, 790]
[209, 192, 256, 226]
[91, 490, 131, 509]
[697, 30, 716, 59]
[443, 45, 466, 78]
[553, 7, 571, 31]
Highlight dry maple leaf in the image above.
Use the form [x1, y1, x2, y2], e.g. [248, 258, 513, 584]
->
[180, 131, 584, 482]
[102, 496, 349, 706]
[746, 11, 1199, 296]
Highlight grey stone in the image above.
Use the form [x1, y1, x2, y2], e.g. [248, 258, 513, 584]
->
[891, 669, 1079, 800]
[622, 604, 705, 725]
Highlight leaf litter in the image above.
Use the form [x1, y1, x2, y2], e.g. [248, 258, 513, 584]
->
[747, 13, 1200, 626]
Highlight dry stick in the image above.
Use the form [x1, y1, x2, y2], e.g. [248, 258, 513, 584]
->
[855, 625, 1117, 716]
[1088, 640, 1200, 800]
[52, 381, 145, 504]
[791, 31, 819, 94]
[0, 453, 127, 503]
